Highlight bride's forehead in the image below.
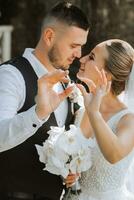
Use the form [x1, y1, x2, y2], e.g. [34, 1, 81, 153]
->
[93, 44, 109, 59]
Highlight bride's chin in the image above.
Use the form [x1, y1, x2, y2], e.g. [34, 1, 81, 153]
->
[77, 71, 83, 77]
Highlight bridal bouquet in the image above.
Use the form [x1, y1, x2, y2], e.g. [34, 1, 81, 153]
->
[36, 125, 92, 179]
[35, 81, 92, 199]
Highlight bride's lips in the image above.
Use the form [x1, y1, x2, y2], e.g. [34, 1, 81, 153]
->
[79, 67, 85, 72]
[79, 63, 85, 72]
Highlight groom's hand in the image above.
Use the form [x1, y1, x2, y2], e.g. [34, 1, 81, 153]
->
[35, 70, 74, 120]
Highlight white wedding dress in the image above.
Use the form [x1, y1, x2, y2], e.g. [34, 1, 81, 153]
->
[69, 109, 134, 200]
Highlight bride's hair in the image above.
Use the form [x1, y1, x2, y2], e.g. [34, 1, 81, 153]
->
[105, 40, 134, 95]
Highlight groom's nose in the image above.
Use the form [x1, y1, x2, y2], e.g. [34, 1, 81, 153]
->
[73, 47, 82, 58]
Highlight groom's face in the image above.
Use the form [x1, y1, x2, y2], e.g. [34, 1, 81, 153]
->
[48, 26, 88, 70]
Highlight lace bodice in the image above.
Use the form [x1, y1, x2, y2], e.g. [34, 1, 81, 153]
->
[69, 109, 134, 200]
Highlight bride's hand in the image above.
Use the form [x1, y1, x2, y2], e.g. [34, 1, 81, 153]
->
[64, 173, 80, 188]
[77, 69, 111, 115]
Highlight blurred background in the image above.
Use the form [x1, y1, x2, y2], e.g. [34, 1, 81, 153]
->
[0, 0, 134, 79]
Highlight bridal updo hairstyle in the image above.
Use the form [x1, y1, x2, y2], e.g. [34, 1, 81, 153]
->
[105, 40, 134, 96]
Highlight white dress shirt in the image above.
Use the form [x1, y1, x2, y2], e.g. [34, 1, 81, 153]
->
[0, 48, 68, 152]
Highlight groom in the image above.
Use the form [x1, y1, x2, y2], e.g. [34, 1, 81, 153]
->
[0, 1, 89, 200]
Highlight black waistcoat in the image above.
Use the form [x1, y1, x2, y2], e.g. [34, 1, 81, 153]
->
[0, 56, 74, 200]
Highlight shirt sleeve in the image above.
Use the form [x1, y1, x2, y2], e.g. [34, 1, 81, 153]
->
[0, 64, 49, 152]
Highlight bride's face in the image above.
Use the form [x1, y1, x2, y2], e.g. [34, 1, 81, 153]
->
[78, 42, 109, 85]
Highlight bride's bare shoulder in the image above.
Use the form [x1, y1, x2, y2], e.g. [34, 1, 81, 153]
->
[116, 112, 134, 134]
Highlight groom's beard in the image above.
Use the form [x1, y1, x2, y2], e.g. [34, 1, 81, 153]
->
[48, 45, 64, 70]
[48, 44, 70, 70]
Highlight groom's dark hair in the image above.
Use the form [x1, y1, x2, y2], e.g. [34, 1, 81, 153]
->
[42, 1, 90, 31]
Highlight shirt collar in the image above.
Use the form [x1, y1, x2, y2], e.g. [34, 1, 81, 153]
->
[22, 48, 48, 78]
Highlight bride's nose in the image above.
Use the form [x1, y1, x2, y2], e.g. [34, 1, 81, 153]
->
[80, 55, 87, 64]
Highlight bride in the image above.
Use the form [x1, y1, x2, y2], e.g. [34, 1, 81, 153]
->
[65, 39, 134, 200]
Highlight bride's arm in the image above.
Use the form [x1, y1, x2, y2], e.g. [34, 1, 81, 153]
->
[80, 110, 94, 138]
[89, 111, 134, 164]
[77, 70, 134, 164]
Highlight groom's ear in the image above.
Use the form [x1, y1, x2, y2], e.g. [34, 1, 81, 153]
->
[43, 27, 55, 46]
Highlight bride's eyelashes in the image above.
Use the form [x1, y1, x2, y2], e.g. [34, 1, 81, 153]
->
[89, 55, 94, 60]
[88, 52, 95, 61]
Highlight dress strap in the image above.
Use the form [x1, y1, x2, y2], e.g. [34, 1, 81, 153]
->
[107, 109, 132, 132]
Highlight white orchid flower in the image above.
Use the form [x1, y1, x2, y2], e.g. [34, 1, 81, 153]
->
[35, 124, 92, 180]
[35, 144, 48, 164]
[44, 157, 69, 178]
[68, 82, 84, 107]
